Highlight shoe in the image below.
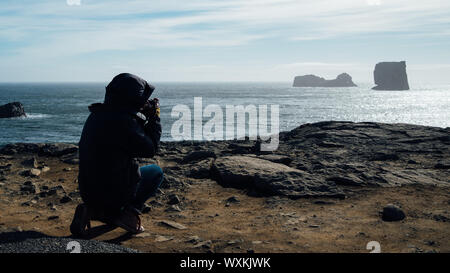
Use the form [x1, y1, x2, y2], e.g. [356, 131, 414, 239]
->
[70, 203, 91, 237]
[113, 206, 145, 234]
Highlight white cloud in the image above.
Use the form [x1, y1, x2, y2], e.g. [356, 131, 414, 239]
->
[367, 0, 382, 6]
[66, 0, 81, 6]
[1, 0, 450, 81]
[2, 0, 450, 51]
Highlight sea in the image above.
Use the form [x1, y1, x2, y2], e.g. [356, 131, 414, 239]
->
[0, 82, 449, 147]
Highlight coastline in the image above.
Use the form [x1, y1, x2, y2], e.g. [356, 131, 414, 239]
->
[0, 121, 449, 253]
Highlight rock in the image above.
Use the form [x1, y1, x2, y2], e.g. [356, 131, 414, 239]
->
[211, 156, 345, 199]
[141, 204, 151, 213]
[0, 163, 12, 171]
[382, 204, 406, 221]
[0, 102, 26, 118]
[293, 73, 357, 87]
[21, 168, 41, 178]
[134, 232, 151, 238]
[0, 143, 43, 155]
[40, 143, 78, 157]
[0, 143, 78, 156]
[161, 173, 186, 190]
[167, 194, 181, 205]
[41, 166, 50, 173]
[148, 200, 163, 207]
[432, 214, 449, 222]
[40, 186, 64, 198]
[154, 235, 174, 242]
[22, 157, 38, 168]
[227, 143, 254, 154]
[63, 158, 79, 165]
[326, 175, 364, 186]
[20, 181, 37, 194]
[192, 240, 212, 249]
[63, 168, 72, 172]
[187, 159, 212, 179]
[59, 195, 72, 204]
[159, 220, 187, 230]
[47, 215, 59, 221]
[186, 235, 201, 244]
[371, 152, 400, 161]
[314, 200, 335, 205]
[226, 196, 240, 203]
[165, 205, 182, 212]
[434, 161, 450, 169]
[248, 154, 292, 165]
[372, 61, 409, 90]
[182, 150, 216, 163]
[62, 155, 79, 165]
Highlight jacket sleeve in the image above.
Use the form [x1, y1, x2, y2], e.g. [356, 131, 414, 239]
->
[143, 116, 162, 152]
[125, 116, 161, 158]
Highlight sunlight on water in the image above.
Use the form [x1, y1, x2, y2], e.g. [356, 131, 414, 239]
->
[0, 82, 449, 145]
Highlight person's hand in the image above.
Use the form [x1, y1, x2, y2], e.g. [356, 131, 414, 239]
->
[141, 98, 160, 120]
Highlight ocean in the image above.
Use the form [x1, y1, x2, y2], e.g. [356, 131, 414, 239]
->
[0, 82, 449, 146]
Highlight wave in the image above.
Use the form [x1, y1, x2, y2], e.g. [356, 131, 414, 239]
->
[23, 113, 52, 119]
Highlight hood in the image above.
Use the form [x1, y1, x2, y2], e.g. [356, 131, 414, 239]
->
[104, 73, 155, 111]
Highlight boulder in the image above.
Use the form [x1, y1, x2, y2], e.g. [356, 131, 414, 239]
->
[0, 143, 78, 156]
[40, 143, 78, 157]
[211, 156, 345, 199]
[372, 61, 410, 90]
[293, 73, 357, 87]
[182, 150, 216, 163]
[0, 102, 26, 118]
[382, 204, 406, 221]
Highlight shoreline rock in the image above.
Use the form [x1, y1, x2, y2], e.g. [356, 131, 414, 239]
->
[1, 121, 449, 200]
[0, 102, 26, 118]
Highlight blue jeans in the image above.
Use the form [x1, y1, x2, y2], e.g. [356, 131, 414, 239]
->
[131, 164, 164, 211]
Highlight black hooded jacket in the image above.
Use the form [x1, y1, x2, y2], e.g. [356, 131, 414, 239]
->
[78, 73, 161, 211]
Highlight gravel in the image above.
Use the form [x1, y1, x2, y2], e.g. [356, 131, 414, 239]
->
[0, 236, 139, 253]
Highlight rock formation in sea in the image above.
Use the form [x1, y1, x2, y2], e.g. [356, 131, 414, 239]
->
[0, 102, 26, 118]
[372, 61, 410, 90]
[293, 73, 357, 87]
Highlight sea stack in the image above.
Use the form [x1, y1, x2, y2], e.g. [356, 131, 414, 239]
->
[372, 61, 410, 90]
[293, 73, 357, 87]
[0, 102, 27, 118]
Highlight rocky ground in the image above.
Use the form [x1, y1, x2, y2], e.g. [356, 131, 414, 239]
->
[0, 121, 449, 253]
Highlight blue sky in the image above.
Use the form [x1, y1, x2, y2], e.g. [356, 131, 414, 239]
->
[1, 0, 449, 83]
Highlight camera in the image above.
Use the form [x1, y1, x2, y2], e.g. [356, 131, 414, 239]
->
[141, 98, 160, 120]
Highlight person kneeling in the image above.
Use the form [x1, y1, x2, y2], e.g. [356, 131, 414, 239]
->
[71, 73, 163, 236]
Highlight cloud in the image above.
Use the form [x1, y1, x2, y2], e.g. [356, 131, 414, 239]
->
[0, 0, 450, 82]
[367, 0, 382, 6]
[2, 0, 450, 52]
[66, 0, 81, 6]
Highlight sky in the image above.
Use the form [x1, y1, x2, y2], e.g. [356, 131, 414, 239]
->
[0, 0, 449, 83]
